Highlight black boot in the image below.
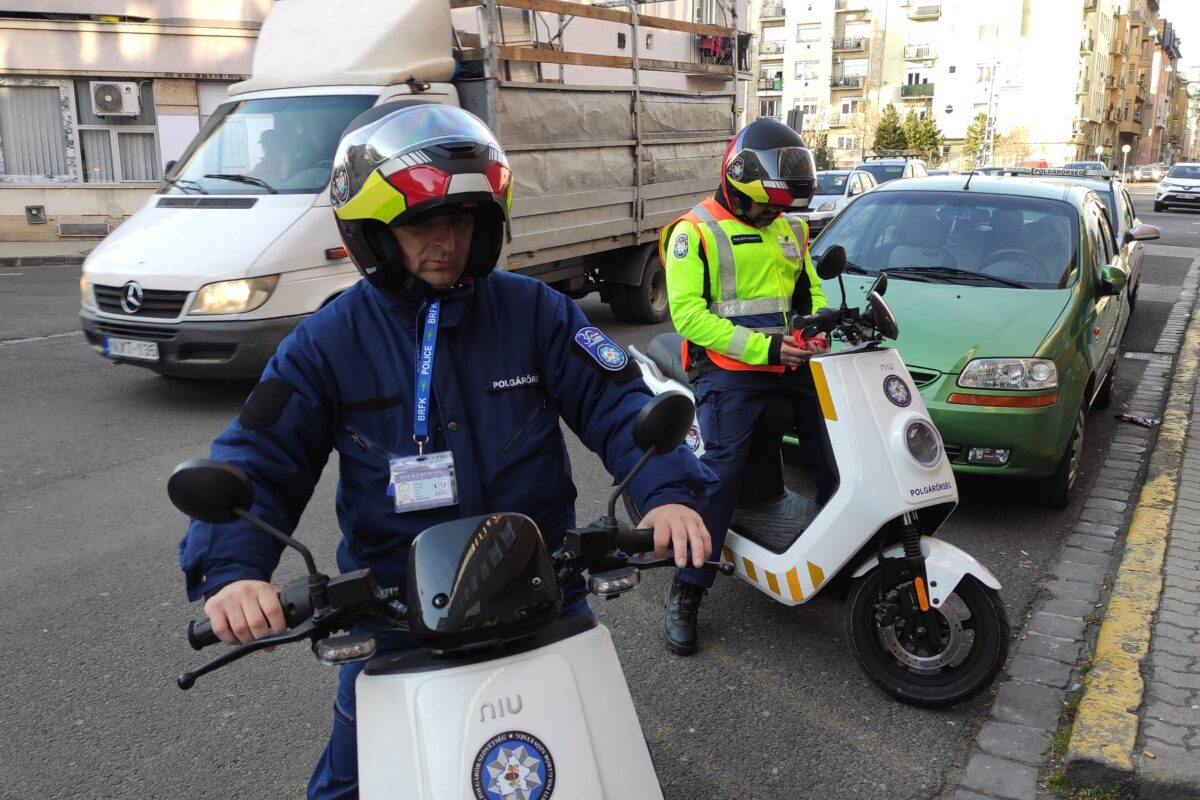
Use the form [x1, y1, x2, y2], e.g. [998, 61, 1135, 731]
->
[663, 577, 706, 656]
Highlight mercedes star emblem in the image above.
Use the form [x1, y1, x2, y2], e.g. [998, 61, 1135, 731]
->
[121, 281, 145, 314]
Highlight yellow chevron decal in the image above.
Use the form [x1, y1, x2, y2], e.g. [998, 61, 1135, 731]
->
[807, 561, 825, 589]
[722, 546, 733, 564]
[809, 360, 838, 421]
[742, 557, 758, 583]
[785, 567, 804, 601]
[765, 570, 781, 595]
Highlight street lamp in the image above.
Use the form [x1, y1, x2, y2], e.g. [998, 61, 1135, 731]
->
[1121, 143, 1132, 180]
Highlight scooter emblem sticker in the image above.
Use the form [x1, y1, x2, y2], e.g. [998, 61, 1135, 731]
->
[883, 374, 912, 407]
[471, 730, 555, 800]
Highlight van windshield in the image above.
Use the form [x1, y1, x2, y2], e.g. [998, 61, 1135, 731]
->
[162, 94, 375, 195]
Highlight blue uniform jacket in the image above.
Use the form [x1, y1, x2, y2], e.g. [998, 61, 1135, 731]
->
[179, 271, 714, 602]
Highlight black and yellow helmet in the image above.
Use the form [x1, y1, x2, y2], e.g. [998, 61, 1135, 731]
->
[720, 118, 816, 218]
[330, 101, 513, 287]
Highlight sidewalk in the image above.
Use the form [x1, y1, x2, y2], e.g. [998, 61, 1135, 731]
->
[941, 254, 1200, 800]
[0, 240, 95, 267]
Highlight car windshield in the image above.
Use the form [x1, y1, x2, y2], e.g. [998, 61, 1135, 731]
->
[811, 190, 1078, 290]
[1166, 165, 1200, 180]
[816, 173, 849, 194]
[857, 163, 906, 182]
[163, 94, 376, 195]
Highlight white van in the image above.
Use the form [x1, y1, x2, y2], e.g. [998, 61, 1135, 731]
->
[79, 0, 741, 378]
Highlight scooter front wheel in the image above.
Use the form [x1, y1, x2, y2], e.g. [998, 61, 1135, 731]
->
[845, 568, 1009, 708]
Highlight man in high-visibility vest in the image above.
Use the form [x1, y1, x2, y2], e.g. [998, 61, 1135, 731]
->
[659, 118, 830, 656]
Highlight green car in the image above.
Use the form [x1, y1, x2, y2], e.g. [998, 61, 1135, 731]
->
[807, 176, 1157, 507]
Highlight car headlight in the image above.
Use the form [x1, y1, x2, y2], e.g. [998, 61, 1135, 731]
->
[904, 418, 942, 468]
[79, 273, 93, 307]
[958, 358, 1057, 390]
[817, 201, 837, 212]
[189, 275, 279, 315]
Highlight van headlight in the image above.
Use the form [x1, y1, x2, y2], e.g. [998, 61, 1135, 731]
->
[816, 201, 837, 212]
[80, 273, 94, 307]
[958, 358, 1057, 390]
[905, 419, 942, 467]
[189, 275, 279, 315]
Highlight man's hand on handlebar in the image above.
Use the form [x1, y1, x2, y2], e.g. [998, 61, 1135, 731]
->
[780, 333, 828, 368]
[203, 579, 286, 646]
[638, 503, 712, 568]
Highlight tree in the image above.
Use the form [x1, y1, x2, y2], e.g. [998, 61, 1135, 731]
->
[994, 125, 1030, 165]
[903, 110, 945, 164]
[963, 112, 1000, 163]
[873, 104, 907, 153]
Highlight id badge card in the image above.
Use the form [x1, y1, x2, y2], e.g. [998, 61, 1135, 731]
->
[779, 236, 800, 259]
[388, 451, 458, 512]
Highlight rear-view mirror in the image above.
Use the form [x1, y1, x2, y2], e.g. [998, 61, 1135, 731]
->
[1123, 222, 1160, 245]
[632, 391, 694, 454]
[815, 245, 846, 280]
[168, 459, 255, 524]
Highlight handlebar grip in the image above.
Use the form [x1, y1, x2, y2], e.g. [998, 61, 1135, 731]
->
[187, 618, 220, 651]
[616, 527, 658, 554]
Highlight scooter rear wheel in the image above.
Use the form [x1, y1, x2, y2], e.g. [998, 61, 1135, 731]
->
[845, 569, 1009, 708]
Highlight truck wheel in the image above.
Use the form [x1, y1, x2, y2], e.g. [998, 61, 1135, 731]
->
[620, 262, 669, 324]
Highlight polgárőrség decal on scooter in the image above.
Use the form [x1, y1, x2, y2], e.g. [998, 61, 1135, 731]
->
[471, 730, 556, 800]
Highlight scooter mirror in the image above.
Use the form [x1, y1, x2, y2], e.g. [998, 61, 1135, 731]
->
[632, 391, 695, 453]
[868, 270, 888, 297]
[867, 290, 900, 340]
[815, 245, 847, 280]
[168, 458, 255, 524]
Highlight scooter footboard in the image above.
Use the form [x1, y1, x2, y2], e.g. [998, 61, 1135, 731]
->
[850, 537, 1002, 608]
[355, 624, 663, 800]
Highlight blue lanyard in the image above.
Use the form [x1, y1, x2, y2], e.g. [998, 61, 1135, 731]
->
[413, 299, 440, 454]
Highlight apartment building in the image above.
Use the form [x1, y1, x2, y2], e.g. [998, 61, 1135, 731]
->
[0, 2, 271, 241]
[746, 0, 1185, 169]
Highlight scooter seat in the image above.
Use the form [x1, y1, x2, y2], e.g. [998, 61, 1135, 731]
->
[647, 332, 691, 389]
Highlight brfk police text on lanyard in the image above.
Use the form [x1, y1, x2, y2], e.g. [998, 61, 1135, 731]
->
[388, 299, 458, 513]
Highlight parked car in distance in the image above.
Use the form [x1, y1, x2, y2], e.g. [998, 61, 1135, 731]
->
[1155, 163, 1200, 212]
[1061, 160, 1105, 170]
[792, 169, 877, 234]
[855, 155, 928, 184]
[1134, 163, 1166, 183]
[808, 175, 1156, 507]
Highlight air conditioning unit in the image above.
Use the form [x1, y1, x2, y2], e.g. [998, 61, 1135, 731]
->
[90, 81, 141, 116]
[833, 56, 842, 64]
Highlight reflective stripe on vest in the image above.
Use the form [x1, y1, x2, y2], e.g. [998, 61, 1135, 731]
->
[690, 203, 788, 327]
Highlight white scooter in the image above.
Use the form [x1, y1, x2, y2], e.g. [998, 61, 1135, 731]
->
[171, 392, 727, 799]
[626, 246, 1009, 707]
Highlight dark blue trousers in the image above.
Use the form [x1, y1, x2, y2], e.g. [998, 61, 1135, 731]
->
[675, 367, 830, 589]
[307, 596, 591, 799]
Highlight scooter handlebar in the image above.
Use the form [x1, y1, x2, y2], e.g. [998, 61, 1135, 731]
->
[187, 618, 220, 651]
[616, 527, 657, 554]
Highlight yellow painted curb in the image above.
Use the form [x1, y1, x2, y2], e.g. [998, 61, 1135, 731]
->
[1063, 300, 1200, 784]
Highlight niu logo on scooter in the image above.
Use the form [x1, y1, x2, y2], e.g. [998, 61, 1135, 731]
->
[480, 694, 524, 721]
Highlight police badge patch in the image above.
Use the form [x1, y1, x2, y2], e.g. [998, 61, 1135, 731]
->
[728, 157, 745, 181]
[883, 374, 912, 407]
[574, 326, 628, 371]
[331, 164, 350, 205]
[471, 730, 555, 800]
[673, 231, 689, 259]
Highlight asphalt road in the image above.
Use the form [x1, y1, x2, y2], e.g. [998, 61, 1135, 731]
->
[0, 186, 1193, 799]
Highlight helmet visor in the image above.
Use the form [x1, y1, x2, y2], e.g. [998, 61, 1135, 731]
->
[728, 145, 816, 207]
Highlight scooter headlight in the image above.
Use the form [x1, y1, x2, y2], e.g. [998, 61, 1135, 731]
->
[905, 419, 942, 468]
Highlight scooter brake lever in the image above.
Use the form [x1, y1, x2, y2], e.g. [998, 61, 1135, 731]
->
[626, 556, 735, 576]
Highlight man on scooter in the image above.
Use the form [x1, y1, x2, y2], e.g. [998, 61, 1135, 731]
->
[178, 101, 715, 799]
[659, 118, 829, 656]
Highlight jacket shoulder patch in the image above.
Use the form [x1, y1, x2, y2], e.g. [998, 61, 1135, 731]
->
[240, 378, 296, 430]
[574, 326, 628, 371]
[672, 231, 690, 259]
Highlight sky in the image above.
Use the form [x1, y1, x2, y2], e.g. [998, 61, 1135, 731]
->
[1159, 0, 1200, 70]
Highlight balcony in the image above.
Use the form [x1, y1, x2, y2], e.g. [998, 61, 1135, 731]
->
[831, 75, 865, 89]
[757, 78, 784, 92]
[759, 40, 785, 56]
[1133, 110, 1143, 124]
[908, 4, 941, 20]
[834, 0, 869, 11]
[832, 37, 865, 51]
[828, 113, 846, 126]
[900, 82, 934, 98]
[904, 45, 936, 60]
[760, 3, 785, 20]
[1105, 75, 1117, 89]
[1080, 36, 1094, 54]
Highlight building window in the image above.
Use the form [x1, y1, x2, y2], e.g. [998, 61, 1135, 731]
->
[0, 79, 74, 182]
[1123, 100, 1131, 120]
[977, 65, 994, 83]
[797, 98, 819, 115]
[797, 24, 820, 43]
[841, 98, 860, 115]
[836, 135, 857, 150]
[759, 99, 781, 119]
[74, 79, 160, 183]
[796, 60, 819, 80]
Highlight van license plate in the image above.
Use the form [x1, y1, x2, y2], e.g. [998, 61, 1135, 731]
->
[103, 337, 159, 361]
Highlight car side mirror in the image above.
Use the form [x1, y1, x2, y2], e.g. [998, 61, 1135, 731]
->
[1123, 222, 1160, 245]
[1099, 265, 1128, 297]
[164, 160, 177, 175]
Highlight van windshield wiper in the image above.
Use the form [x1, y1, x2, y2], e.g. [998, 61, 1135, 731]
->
[203, 174, 279, 194]
[161, 177, 209, 195]
[885, 266, 1028, 288]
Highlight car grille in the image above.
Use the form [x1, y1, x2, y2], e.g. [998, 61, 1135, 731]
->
[907, 367, 941, 388]
[94, 285, 190, 318]
[944, 444, 963, 461]
[92, 320, 177, 341]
